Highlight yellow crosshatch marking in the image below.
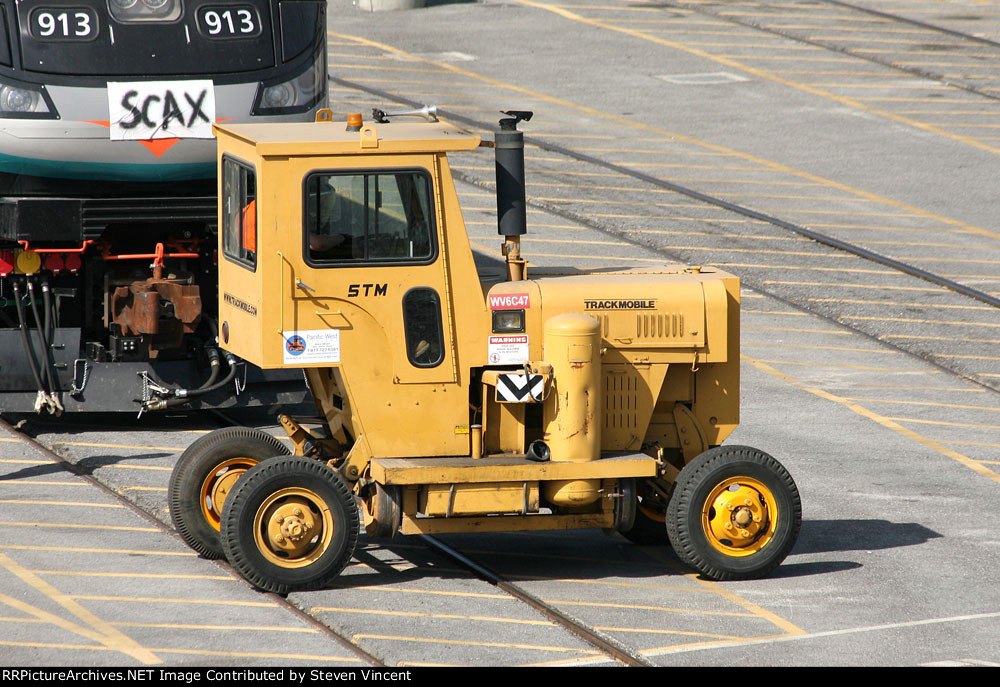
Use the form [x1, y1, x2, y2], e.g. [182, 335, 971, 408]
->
[0, 552, 161, 664]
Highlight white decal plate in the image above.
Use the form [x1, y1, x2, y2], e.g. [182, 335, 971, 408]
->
[282, 329, 341, 365]
[107, 80, 216, 140]
[488, 334, 529, 365]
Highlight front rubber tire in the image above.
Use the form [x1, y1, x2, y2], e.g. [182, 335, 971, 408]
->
[666, 446, 800, 580]
[221, 456, 359, 594]
[168, 426, 288, 559]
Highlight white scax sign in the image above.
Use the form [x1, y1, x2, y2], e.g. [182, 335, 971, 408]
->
[107, 80, 216, 140]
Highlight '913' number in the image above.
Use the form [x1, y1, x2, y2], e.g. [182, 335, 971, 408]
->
[30, 8, 98, 41]
[197, 6, 260, 38]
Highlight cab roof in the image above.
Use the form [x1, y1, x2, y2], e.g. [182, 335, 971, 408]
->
[214, 117, 482, 157]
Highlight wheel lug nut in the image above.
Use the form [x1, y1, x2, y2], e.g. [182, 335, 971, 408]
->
[724, 522, 733, 530]
[294, 508, 303, 518]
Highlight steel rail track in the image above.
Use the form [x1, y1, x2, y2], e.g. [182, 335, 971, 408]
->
[329, 76, 1000, 311]
[0, 414, 386, 669]
[646, 0, 1000, 103]
[418, 534, 653, 667]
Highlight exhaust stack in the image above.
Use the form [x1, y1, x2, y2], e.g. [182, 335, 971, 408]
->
[495, 110, 532, 281]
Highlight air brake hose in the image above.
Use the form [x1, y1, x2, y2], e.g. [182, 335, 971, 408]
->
[26, 280, 54, 396]
[12, 281, 46, 396]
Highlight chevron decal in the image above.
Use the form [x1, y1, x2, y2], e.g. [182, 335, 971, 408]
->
[496, 373, 546, 403]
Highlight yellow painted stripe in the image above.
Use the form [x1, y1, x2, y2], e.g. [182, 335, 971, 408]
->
[742, 341, 896, 354]
[0, 551, 161, 664]
[841, 398, 1000, 413]
[744, 356, 1000, 485]
[113, 622, 318, 633]
[68, 595, 280, 608]
[351, 633, 600, 653]
[743, 326, 851, 335]
[149, 647, 362, 662]
[0, 499, 123, 508]
[885, 417, 1000, 430]
[1, 545, 195, 556]
[642, 633, 792, 655]
[550, 599, 756, 617]
[0, 522, 158, 533]
[750, 359, 938, 373]
[311, 606, 554, 626]
[938, 440, 1000, 448]
[32, 570, 231, 581]
[762, 280, 941, 292]
[0, 481, 84, 487]
[688, 574, 806, 635]
[807, 298, 992, 311]
[593, 625, 747, 639]
[0, 640, 110, 653]
[328, 584, 509, 600]
[117, 486, 168, 492]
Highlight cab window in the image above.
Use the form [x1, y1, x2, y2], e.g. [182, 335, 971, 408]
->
[222, 157, 257, 270]
[304, 170, 435, 265]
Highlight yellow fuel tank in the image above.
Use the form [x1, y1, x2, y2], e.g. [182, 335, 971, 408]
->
[541, 313, 602, 507]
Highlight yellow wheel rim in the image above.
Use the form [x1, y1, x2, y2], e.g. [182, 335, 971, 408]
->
[702, 476, 777, 557]
[200, 458, 257, 531]
[253, 487, 334, 568]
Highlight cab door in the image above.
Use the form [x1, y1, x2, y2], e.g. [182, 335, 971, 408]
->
[284, 159, 456, 385]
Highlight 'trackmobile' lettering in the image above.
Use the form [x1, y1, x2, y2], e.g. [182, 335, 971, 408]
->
[584, 299, 656, 310]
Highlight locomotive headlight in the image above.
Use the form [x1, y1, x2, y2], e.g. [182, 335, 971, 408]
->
[252, 48, 326, 116]
[110, 0, 139, 9]
[0, 87, 36, 112]
[262, 83, 295, 109]
[0, 80, 56, 118]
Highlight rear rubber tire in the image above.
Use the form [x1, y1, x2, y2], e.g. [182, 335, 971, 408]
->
[168, 427, 288, 558]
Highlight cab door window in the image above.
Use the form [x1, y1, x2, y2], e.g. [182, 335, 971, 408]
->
[402, 288, 444, 368]
[304, 170, 435, 265]
[222, 156, 257, 270]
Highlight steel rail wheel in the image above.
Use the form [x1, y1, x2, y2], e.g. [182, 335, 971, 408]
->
[666, 446, 800, 580]
[168, 427, 288, 558]
[221, 456, 359, 594]
[619, 477, 670, 545]
[362, 482, 402, 539]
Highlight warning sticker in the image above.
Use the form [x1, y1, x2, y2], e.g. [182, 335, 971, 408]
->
[488, 335, 529, 365]
[282, 329, 341, 365]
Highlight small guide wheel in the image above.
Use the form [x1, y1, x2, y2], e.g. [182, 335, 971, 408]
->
[666, 445, 801, 580]
[221, 456, 359, 594]
[168, 426, 288, 558]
